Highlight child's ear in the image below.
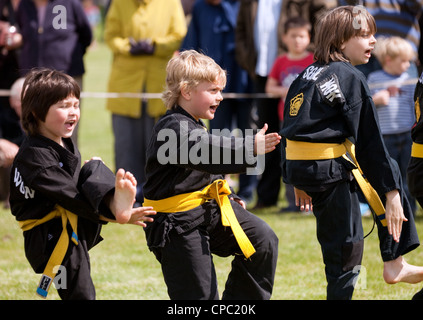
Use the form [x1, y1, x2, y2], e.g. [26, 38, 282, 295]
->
[180, 84, 191, 100]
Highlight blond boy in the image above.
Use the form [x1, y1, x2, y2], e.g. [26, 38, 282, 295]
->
[143, 50, 280, 299]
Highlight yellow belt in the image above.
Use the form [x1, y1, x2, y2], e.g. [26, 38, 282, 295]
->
[19, 205, 78, 298]
[285, 139, 387, 227]
[411, 142, 423, 158]
[143, 179, 256, 259]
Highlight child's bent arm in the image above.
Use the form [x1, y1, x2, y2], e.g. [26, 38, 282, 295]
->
[265, 77, 288, 99]
[372, 89, 390, 106]
[385, 189, 408, 242]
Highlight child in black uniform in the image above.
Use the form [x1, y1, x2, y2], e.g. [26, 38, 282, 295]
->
[9, 68, 155, 299]
[280, 6, 423, 299]
[143, 50, 280, 299]
[407, 72, 423, 299]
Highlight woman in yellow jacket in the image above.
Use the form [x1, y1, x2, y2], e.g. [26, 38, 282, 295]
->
[104, 0, 187, 203]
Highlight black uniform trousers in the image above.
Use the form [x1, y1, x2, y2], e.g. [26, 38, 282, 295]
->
[40, 219, 101, 300]
[308, 178, 419, 300]
[150, 200, 279, 300]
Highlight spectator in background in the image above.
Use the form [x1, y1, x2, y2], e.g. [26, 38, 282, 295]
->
[181, 0, 195, 16]
[0, 0, 22, 208]
[15, 0, 92, 146]
[104, 0, 187, 204]
[82, 0, 100, 47]
[368, 36, 417, 215]
[0, 0, 21, 150]
[235, 0, 336, 209]
[235, 0, 283, 209]
[265, 16, 314, 213]
[0, 77, 24, 208]
[180, 0, 256, 204]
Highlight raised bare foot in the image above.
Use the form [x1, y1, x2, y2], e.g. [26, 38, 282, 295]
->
[112, 169, 137, 224]
[383, 256, 423, 284]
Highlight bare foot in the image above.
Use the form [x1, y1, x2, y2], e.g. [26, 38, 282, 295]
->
[111, 169, 137, 224]
[383, 256, 423, 284]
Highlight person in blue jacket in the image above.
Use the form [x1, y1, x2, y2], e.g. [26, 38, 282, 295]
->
[15, 0, 92, 145]
[180, 0, 256, 203]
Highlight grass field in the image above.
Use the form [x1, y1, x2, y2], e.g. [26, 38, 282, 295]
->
[1, 43, 423, 300]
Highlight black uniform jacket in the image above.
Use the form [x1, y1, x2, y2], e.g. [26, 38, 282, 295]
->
[10, 135, 115, 223]
[407, 73, 423, 197]
[143, 106, 257, 248]
[280, 61, 401, 195]
[10, 135, 116, 272]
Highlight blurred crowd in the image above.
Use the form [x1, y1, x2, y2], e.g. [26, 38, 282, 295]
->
[1, 0, 423, 215]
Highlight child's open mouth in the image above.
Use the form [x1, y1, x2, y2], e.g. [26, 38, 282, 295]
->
[65, 120, 76, 130]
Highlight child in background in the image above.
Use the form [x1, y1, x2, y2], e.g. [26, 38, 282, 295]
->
[9, 68, 155, 299]
[280, 6, 423, 299]
[368, 36, 417, 215]
[266, 16, 314, 213]
[143, 50, 280, 300]
[266, 17, 314, 122]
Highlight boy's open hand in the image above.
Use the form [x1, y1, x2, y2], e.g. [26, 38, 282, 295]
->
[385, 190, 407, 242]
[127, 206, 156, 227]
[254, 123, 281, 155]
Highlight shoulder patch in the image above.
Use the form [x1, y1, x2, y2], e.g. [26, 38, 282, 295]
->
[415, 98, 421, 123]
[317, 74, 345, 107]
[289, 93, 304, 117]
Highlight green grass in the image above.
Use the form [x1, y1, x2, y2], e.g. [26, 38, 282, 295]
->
[1, 43, 423, 300]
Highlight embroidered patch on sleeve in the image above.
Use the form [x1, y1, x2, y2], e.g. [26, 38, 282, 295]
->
[317, 74, 345, 107]
[289, 93, 304, 116]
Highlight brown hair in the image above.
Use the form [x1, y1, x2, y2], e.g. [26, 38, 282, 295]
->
[21, 68, 80, 136]
[284, 16, 311, 35]
[162, 50, 226, 109]
[313, 5, 376, 64]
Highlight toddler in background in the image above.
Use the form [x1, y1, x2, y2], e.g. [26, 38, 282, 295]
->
[368, 36, 417, 215]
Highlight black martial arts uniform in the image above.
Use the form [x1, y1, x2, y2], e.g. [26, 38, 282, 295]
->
[143, 106, 279, 300]
[280, 61, 420, 300]
[10, 135, 116, 299]
[407, 72, 423, 300]
[408, 72, 423, 206]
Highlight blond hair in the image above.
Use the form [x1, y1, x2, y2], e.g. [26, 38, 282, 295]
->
[314, 5, 376, 64]
[162, 50, 227, 109]
[373, 36, 415, 66]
